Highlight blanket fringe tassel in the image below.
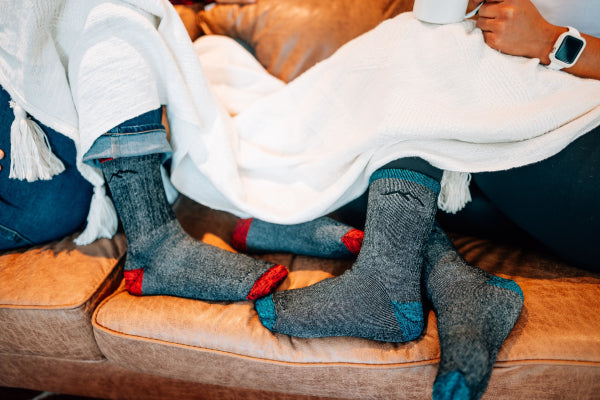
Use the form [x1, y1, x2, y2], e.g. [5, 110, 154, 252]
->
[9, 101, 65, 182]
[438, 171, 472, 214]
[74, 184, 119, 246]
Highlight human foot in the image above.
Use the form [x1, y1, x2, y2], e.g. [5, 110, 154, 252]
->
[256, 168, 440, 341]
[102, 154, 288, 301]
[425, 224, 523, 400]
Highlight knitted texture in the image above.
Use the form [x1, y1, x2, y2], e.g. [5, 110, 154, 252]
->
[232, 217, 363, 258]
[3, 3, 600, 244]
[247, 209, 523, 399]
[247, 264, 289, 300]
[101, 154, 287, 301]
[256, 169, 439, 341]
[425, 224, 523, 400]
[178, 14, 600, 224]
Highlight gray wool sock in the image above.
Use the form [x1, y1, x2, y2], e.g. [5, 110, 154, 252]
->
[256, 168, 440, 342]
[425, 223, 523, 400]
[232, 216, 363, 258]
[101, 154, 287, 301]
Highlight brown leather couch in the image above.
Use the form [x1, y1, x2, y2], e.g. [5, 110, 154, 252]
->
[2, 1, 599, 399]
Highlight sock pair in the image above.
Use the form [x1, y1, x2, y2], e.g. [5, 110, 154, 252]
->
[233, 170, 523, 400]
[101, 154, 287, 302]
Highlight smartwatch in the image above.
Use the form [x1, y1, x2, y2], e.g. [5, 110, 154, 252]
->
[548, 26, 586, 70]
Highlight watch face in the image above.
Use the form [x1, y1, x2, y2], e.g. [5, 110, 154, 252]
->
[555, 35, 585, 64]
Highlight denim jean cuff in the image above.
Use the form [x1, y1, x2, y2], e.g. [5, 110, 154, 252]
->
[84, 128, 171, 165]
[83, 107, 172, 166]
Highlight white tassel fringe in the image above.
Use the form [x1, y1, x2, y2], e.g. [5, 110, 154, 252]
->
[438, 171, 472, 214]
[74, 184, 119, 246]
[9, 101, 65, 182]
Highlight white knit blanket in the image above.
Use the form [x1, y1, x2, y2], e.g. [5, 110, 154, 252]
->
[181, 13, 600, 223]
[2, 1, 600, 243]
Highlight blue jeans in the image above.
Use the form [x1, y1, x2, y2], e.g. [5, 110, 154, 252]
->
[0, 85, 170, 251]
[438, 126, 600, 272]
[83, 108, 171, 165]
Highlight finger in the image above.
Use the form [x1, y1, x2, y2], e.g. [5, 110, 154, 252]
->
[477, 1, 501, 18]
[482, 31, 496, 48]
[481, 30, 506, 52]
[467, 0, 481, 13]
[476, 11, 497, 32]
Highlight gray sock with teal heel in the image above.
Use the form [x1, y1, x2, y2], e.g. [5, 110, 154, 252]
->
[425, 223, 524, 400]
[256, 168, 440, 342]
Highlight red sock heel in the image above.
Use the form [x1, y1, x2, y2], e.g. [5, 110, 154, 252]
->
[232, 218, 253, 251]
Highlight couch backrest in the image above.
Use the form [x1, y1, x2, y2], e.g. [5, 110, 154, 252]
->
[198, 0, 415, 82]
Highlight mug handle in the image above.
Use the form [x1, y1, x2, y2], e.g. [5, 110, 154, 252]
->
[465, 0, 486, 19]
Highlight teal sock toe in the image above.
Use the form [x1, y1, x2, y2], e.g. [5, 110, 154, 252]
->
[255, 295, 277, 330]
[392, 301, 424, 341]
[486, 276, 524, 300]
[433, 371, 470, 400]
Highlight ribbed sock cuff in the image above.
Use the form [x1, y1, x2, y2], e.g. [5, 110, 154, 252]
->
[370, 168, 441, 194]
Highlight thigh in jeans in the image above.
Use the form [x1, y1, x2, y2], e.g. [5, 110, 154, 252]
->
[473, 126, 600, 271]
[0, 86, 93, 251]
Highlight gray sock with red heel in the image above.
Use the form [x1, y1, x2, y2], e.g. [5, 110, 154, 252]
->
[100, 154, 287, 301]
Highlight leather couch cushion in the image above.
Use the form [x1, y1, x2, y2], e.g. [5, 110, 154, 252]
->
[0, 353, 347, 400]
[93, 198, 600, 399]
[197, 0, 415, 82]
[0, 233, 126, 360]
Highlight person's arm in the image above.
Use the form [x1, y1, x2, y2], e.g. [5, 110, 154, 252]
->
[469, 0, 600, 80]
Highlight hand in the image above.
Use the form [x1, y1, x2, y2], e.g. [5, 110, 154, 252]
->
[470, 0, 563, 64]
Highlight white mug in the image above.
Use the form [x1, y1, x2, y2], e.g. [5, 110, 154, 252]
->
[413, 0, 484, 24]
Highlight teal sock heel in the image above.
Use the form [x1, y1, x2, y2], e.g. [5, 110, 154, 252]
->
[392, 301, 424, 341]
[256, 295, 277, 330]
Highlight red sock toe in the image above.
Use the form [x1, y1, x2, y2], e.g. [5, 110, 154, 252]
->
[341, 228, 364, 255]
[247, 264, 288, 300]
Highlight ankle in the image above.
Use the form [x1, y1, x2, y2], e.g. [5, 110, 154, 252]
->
[128, 218, 184, 250]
